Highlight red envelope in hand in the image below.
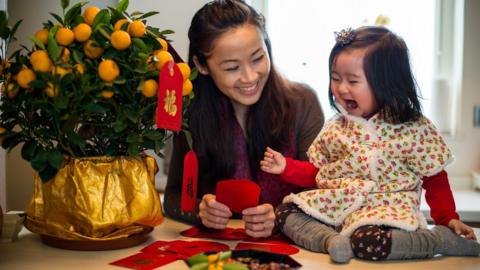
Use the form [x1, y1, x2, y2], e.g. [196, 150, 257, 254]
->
[215, 179, 260, 213]
[110, 252, 177, 270]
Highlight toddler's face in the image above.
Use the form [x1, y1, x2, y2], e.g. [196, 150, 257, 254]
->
[331, 49, 377, 118]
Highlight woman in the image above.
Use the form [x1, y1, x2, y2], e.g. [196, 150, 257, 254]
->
[164, 0, 324, 238]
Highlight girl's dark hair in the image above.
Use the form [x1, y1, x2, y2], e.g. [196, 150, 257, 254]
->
[187, 0, 295, 181]
[328, 26, 422, 124]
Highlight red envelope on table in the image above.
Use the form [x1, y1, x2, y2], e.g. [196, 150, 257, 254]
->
[180, 226, 247, 240]
[243, 233, 295, 245]
[169, 240, 230, 257]
[215, 179, 261, 213]
[110, 252, 177, 270]
[234, 242, 300, 255]
[140, 240, 187, 256]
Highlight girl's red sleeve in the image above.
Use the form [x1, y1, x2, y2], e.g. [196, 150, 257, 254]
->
[278, 157, 318, 188]
[422, 170, 459, 225]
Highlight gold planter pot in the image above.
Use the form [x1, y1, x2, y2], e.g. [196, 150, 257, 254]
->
[24, 155, 163, 250]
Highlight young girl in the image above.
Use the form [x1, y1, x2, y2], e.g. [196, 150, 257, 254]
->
[261, 26, 480, 262]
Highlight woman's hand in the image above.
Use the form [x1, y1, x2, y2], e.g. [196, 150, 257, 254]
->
[260, 147, 286, 175]
[448, 219, 477, 240]
[242, 203, 276, 238]
[198, 194, 232, 229]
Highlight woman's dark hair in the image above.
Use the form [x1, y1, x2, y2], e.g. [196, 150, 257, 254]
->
[328, 26, 422, 124]
[187, 0, 295, 181]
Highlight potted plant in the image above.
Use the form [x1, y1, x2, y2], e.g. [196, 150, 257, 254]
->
[0, 0, 195, 250]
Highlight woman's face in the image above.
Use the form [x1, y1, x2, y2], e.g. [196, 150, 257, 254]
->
[331, 48, 377, 118]
[201, 24, 271, 111]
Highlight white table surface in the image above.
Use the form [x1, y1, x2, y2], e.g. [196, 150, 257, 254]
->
[0, 217, 479, 270]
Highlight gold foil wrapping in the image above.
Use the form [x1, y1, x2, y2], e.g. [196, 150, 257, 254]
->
[24, 155, 163, 241]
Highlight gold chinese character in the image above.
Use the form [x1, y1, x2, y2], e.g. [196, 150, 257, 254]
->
[164, 89, 177, 116]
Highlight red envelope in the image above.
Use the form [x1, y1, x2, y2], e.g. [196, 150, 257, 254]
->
[110, 252, 177, 270]
[234, 242, 300, 255]
[215, 179, 261, 213]
[180, 226, 247, 240]
[169, 240, 230, 257]
[141, 240, 187, 256]
[243, 233, 294, 245]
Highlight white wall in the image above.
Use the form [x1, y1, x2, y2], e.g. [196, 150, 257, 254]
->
[445, 0, 480, 184]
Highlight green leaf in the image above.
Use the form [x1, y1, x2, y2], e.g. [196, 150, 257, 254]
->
[113, 119, 127, 132]
[92, 9, 111, 30]
[116, 0, 129, 13]
[54, 95, 69, 109]
[186, 253, 208, 265]
[47, 26, 61, 61]
[1, 133, 23, 151]
[47, 149, 64, 169]
[21, 141, 37, 161]
[130, 11, 143, 17]
[126, 134, 139, 143]
[49, 12, 64, 25]
[39, 165, 58, 183]
[31, 149, 48, 171]
[64, 2, 87, 26]
[97, 25, 112, 40]
[132, 38, 147, 51]
[84, 103, 107, 113]
[190, 67, 198, 80]
[29, 79, 47, 88]
[67, 130, 86, 147]
[72, 48, 84, 64]
[183, 130, 193, 150]
[107, 7, 125, 22]
[61, 0, 70, 10]
[0, 25, 9, 40]
[8, 19, 23, 43]
[137, 11, 159, 20]
[127, 143, 140, 156]
[143, 130, 164, 140]
[159, 29, 175, 36]
[28, 36, 46, 50]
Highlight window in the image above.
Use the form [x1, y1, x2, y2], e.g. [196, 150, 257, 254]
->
[259, 0, 461, 134]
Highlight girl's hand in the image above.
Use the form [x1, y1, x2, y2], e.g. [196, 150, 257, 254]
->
[242, 203, 276, 238]
[260, 147, 286, 175]
[198, 194, 232, 230]
[447, 219, 477, 240]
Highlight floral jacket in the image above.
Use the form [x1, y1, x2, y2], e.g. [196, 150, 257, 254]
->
[284, 112, 453, 236]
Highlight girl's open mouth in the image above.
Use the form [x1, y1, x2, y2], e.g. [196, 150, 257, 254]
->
[346, 99, 358, 109]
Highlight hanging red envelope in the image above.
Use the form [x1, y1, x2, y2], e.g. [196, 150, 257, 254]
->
[215, 179, 261, 213]
[110, 252, 177, 270]
[234, 242, 300, 255]
[181, 149, 198, 212]
[156, 60, 183, 131]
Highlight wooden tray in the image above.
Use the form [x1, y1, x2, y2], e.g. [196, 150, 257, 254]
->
[40, 228, 153, 251]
